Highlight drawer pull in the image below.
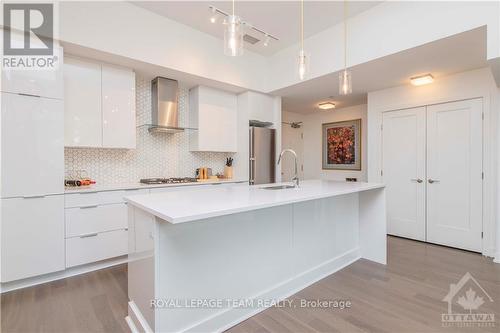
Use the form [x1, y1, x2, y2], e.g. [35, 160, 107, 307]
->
[79, 191, 97, 194]
[80, 205, 98, 209]
[79, 233, 98, 238]
[23, 195, 46, 199]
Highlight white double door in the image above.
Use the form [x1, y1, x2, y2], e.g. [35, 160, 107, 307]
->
[382, 99, 483, 252]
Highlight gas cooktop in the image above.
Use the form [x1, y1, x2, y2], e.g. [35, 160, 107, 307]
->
[140, 177, 198, 185]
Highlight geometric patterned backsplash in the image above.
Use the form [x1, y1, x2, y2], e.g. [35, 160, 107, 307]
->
[64, 76, 235, 185]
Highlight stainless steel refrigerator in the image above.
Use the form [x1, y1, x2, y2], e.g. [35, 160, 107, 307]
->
[249, 127, 276, 185]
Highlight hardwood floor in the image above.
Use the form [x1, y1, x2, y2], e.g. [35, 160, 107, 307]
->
[1, 265, 129, 333]
[2, 236, 499, 332]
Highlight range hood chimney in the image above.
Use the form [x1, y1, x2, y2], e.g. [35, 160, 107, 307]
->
[149, 77, 184, 133]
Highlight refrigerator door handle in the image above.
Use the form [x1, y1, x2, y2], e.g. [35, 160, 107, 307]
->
[249, 158, 255, 184]
[249, 128, 254, 184]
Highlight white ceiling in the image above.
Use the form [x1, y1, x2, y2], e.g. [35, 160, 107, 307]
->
[131, 1, 382, 56]
[274, 27, 487, 114]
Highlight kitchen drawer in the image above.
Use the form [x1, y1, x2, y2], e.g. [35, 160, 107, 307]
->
[65, 188, 148, 208]
[66, 229, 128, 268]
[65, 203, 127, 238]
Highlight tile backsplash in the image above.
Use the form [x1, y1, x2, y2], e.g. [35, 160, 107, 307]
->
[64, 76, 235, 184]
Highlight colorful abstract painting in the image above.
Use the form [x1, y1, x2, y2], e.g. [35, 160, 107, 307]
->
[322, 119, 361, 170]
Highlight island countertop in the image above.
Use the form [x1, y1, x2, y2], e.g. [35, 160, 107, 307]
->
[124, 179, 385, 224]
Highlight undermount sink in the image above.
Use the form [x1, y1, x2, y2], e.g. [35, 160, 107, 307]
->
[261, 185, 296, 190]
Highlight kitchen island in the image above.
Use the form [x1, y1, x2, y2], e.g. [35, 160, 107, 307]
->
[125, 180, 386, 333]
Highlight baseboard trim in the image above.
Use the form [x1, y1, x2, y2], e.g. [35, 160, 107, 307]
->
[494, 252, 500, 264]
[128, 301, 154, 333]
[1, 256, 128, 293]
[182, 248, 361, 333]
[125, 316, 139, 333]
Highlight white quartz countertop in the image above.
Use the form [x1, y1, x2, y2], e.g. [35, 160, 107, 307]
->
[125, 180, 385, 224]
[64, 179, 247, 193]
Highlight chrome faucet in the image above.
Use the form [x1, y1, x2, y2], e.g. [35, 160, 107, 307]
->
[277, 149, 299, 187]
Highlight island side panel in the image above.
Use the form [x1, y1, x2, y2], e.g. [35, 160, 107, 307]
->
[359, 188, 387, 264]
[127, 205, 156, 332]
[154, 194, 363, 333]
[292, 193, 360, 275]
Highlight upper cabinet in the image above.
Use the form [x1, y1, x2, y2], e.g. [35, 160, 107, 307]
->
[64, 56, 136, 149]
[64, 57, 102, 147]
[1, 93, 64, 198]
[1, 34, 63, 99]
[102, 65, 136, 148]
[245, 91, 277, 124]
[189, 86, 237, 152]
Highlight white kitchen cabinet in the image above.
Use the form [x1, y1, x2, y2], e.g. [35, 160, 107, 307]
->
[1, 32, 63, 99]
[247, 91, 276, 123]
[66, 229, 128, 268]
[189, 86, 237, 152]
[63, 57, 136, 149]
[1, 92, 64, 198]
[1, 195, 65, 282]
[102, 64, 136, 148]
[65, 203, 128, 238]
[64, 57, 102, 147]
[65, 188, 148, 208]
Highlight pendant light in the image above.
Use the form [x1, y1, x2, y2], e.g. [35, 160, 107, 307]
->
[339, 0, 352, 95]
[224, 0, 244, 56]
[298, 0, 308, 80]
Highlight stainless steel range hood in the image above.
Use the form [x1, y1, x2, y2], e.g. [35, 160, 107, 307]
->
[149, 77, 185, 133]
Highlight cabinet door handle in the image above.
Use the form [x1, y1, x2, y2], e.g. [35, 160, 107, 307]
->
[79, 233, 98, 238]
[410, 178, 423, 183]
[23, 195, 46, 199]
[80, 205, 98, 209]
[18, 93, 41, 98]
[428, 179, 440, 184]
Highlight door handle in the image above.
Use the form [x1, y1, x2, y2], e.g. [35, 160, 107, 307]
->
[411, 178, 423, 183]
[428, 179, 440, 184]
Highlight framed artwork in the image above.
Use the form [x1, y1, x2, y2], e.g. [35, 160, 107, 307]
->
[322, 119, 361, 170]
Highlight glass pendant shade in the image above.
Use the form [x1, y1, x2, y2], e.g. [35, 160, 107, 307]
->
[339, 69, 352, 95]
[224, 15, 244, 56]
[298, 49, 308, 80]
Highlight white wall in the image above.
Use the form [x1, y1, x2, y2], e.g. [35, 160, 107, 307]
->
[267, 1, 500, 92]
[367, 67, 499, 257]
[59, 1, 267, 92]
[283, 105, 367, 182]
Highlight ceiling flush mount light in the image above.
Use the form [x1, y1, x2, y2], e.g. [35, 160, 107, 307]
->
[298, 0, 308, 80]
[410, 74, 434, 86]
[339, 0, 352, 95]
[223, 0, 244, 56]
[318, 102, 336, 110]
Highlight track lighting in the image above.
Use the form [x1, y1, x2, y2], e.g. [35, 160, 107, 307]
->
[210, 7, 217, 23]
[209, 5, 278, 55]
[263, 35, 270, 47]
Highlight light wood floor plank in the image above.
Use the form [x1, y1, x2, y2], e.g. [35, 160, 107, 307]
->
[1, 236, 499, 332]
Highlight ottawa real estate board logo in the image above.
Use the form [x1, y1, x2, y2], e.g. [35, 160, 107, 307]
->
[2, 3, 58, 70]
[442, 272, 495, 328]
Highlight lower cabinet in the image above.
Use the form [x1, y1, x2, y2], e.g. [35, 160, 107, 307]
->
[66, 229, 128, 268]
[1, 196, 65, 283]
[64, 196, 140, 268]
